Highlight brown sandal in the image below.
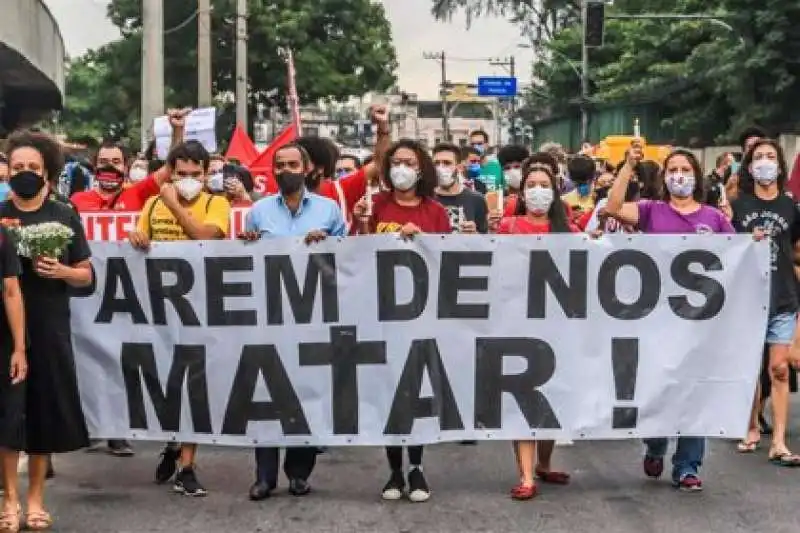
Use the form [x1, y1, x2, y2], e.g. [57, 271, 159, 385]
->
[0, 505, 21, 533]
[24, 510, 52, 531]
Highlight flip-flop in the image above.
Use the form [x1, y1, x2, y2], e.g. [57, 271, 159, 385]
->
[737, 439, 760, 453]
[535, 469, 571, 485]
[768, 452, 800, 467]
[24, 510, 52, 531]
[0, 504, 21, 533]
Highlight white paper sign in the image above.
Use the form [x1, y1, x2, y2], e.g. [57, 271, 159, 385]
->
[153, 107, 218, 159]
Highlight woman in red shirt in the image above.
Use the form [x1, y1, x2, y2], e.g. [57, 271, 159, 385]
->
[356, 139, 450, 238]
[495, 153, 575, 500]
[354, 139, 448, 504]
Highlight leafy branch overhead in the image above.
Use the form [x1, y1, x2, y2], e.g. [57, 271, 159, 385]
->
[431, 0, 800, 143]
[62, 0, 398, 144]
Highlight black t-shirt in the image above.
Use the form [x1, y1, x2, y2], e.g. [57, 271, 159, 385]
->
[0, 200, 92, 308]
[0, 226, 22, 348]
[436, 189, 489, 234]
[731, 193, 800, 315]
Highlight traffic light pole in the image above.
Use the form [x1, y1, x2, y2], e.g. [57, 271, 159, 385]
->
[580, 0, 590, 144]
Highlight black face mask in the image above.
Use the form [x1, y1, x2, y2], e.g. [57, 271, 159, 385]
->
[276, 172, 306, 195]
[10, 170, 46, 200]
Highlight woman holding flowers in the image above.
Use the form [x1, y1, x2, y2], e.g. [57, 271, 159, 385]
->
[0, 130, 92, 531]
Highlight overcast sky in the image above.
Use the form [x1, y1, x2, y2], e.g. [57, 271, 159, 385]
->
[43, 0, 534, 99]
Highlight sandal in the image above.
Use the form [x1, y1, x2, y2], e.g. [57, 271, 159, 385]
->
[510, 483, 538, 501]
[737, 439, 760, 453]
[0, 505, 21, 533]
[535, 469, 571, 485]
[24, 510, 52, 531]
[768, 450, 800, 467]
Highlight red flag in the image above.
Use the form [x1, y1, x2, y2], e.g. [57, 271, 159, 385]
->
[248, 123, 298, 195]
[225, 124, 259, 166]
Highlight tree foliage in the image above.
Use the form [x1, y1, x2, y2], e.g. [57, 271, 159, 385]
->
[61, 0, 398, 146]
[433, 0, 800, 144]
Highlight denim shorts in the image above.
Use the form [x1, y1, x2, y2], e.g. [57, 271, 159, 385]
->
[766, 312, 798, 345]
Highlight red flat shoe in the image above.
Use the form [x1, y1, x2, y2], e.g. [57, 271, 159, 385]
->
[535, 469, 571, 485]
[510, 483, 538, 500]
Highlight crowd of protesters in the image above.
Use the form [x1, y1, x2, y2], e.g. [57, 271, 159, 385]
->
[0, 108, 798, 530]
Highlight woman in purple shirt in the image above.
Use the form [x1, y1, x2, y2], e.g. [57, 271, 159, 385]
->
[606, 149, 734, 235]
[605, 149, 733, 493]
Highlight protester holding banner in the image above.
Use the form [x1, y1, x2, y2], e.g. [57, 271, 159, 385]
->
[354, 139, 451, 503]
[0, 130, 94, 530]
[128, 140, 231, 497]
[605, 149, 734, 491]
[241, 142, 346, 501]
[730, 139, 800, 467]
[493, 152, 575, 500]
[0, 224, 26, 532]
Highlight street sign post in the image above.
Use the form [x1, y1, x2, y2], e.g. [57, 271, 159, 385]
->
[477, 76, 518, 97]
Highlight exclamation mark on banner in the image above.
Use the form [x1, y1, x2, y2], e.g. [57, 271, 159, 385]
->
[611, 338, 639, 429]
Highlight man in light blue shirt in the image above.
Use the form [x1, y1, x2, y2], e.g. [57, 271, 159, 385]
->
[241, 143, 344, 502]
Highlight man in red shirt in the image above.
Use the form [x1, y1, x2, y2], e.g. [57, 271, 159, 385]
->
[71, 110, 189, 213]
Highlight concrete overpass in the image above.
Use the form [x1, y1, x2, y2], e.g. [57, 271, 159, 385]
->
[0, 0, 65, 135]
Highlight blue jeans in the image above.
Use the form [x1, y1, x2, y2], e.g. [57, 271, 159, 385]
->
[644, 437, 705, 481]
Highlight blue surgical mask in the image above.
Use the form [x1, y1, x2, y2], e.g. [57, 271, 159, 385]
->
[730, 161, 741, 175]
[0, 182, 9, 202]
[577, 182, 592, 196]
[472, 144, 485, 155]
[335, 169, 349, 179]
[467, 162, 482, 178]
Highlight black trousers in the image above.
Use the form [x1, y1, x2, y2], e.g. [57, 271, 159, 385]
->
[254, 447, 317, 486]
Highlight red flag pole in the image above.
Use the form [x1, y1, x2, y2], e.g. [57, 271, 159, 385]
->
[287, 49, 302, 134]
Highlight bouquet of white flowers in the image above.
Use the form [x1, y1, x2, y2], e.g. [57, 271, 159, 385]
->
[10, 222, 74, 259]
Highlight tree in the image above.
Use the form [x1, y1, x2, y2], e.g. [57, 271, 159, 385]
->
[431, 0, 580, 43]
[519, 0, 800, 143]
[61, 0, 398, 146]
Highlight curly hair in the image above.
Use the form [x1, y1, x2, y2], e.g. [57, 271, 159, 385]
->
[381, 139, 437, 198]
[4, 129, 65, 183]
[738, 138, 788, 196]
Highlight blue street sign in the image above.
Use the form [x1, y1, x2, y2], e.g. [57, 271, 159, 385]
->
[477, 76, 518, 97]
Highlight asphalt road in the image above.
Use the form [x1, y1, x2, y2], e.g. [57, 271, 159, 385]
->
[33, 410, 800, 533]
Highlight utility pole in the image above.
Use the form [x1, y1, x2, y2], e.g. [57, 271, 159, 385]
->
[197, 0, 212, 107]
[580, 0, 589, 144]
[235, 0, 248, 130]
[424, 51, 449, 141]
[141, 0, 164, 152]
[489, 56, 518, 145]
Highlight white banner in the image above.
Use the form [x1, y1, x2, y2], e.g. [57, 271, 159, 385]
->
[70, 235, 770, 446]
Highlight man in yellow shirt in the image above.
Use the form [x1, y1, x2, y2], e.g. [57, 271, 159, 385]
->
[128, 140, 231, 497]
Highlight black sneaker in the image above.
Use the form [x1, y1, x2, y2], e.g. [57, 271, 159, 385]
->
[108, 440, 134, 457]
[407, 467, 430, 503]
[155, 445, 180, 484]
[174, 467, 207, 497]
[381, 470, 405, 501]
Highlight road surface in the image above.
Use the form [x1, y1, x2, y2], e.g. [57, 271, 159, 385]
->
[36, 421, 800, 532]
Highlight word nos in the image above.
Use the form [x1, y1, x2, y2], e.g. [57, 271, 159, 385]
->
[80, 209, 250, 241]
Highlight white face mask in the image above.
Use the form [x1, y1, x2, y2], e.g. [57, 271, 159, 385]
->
[752, 159, 779, 185]
[504, 168, 523, 189]
[524, 185, 554, 214]
[436, 165, 457, 187]
[390, 165, 419, 191]
[174, 177, 204, 201]
[207, 172, 224, 192]
[129, 167, 148, 182]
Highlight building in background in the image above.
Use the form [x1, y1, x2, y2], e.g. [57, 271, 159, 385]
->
[0, 0, 65, 135]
